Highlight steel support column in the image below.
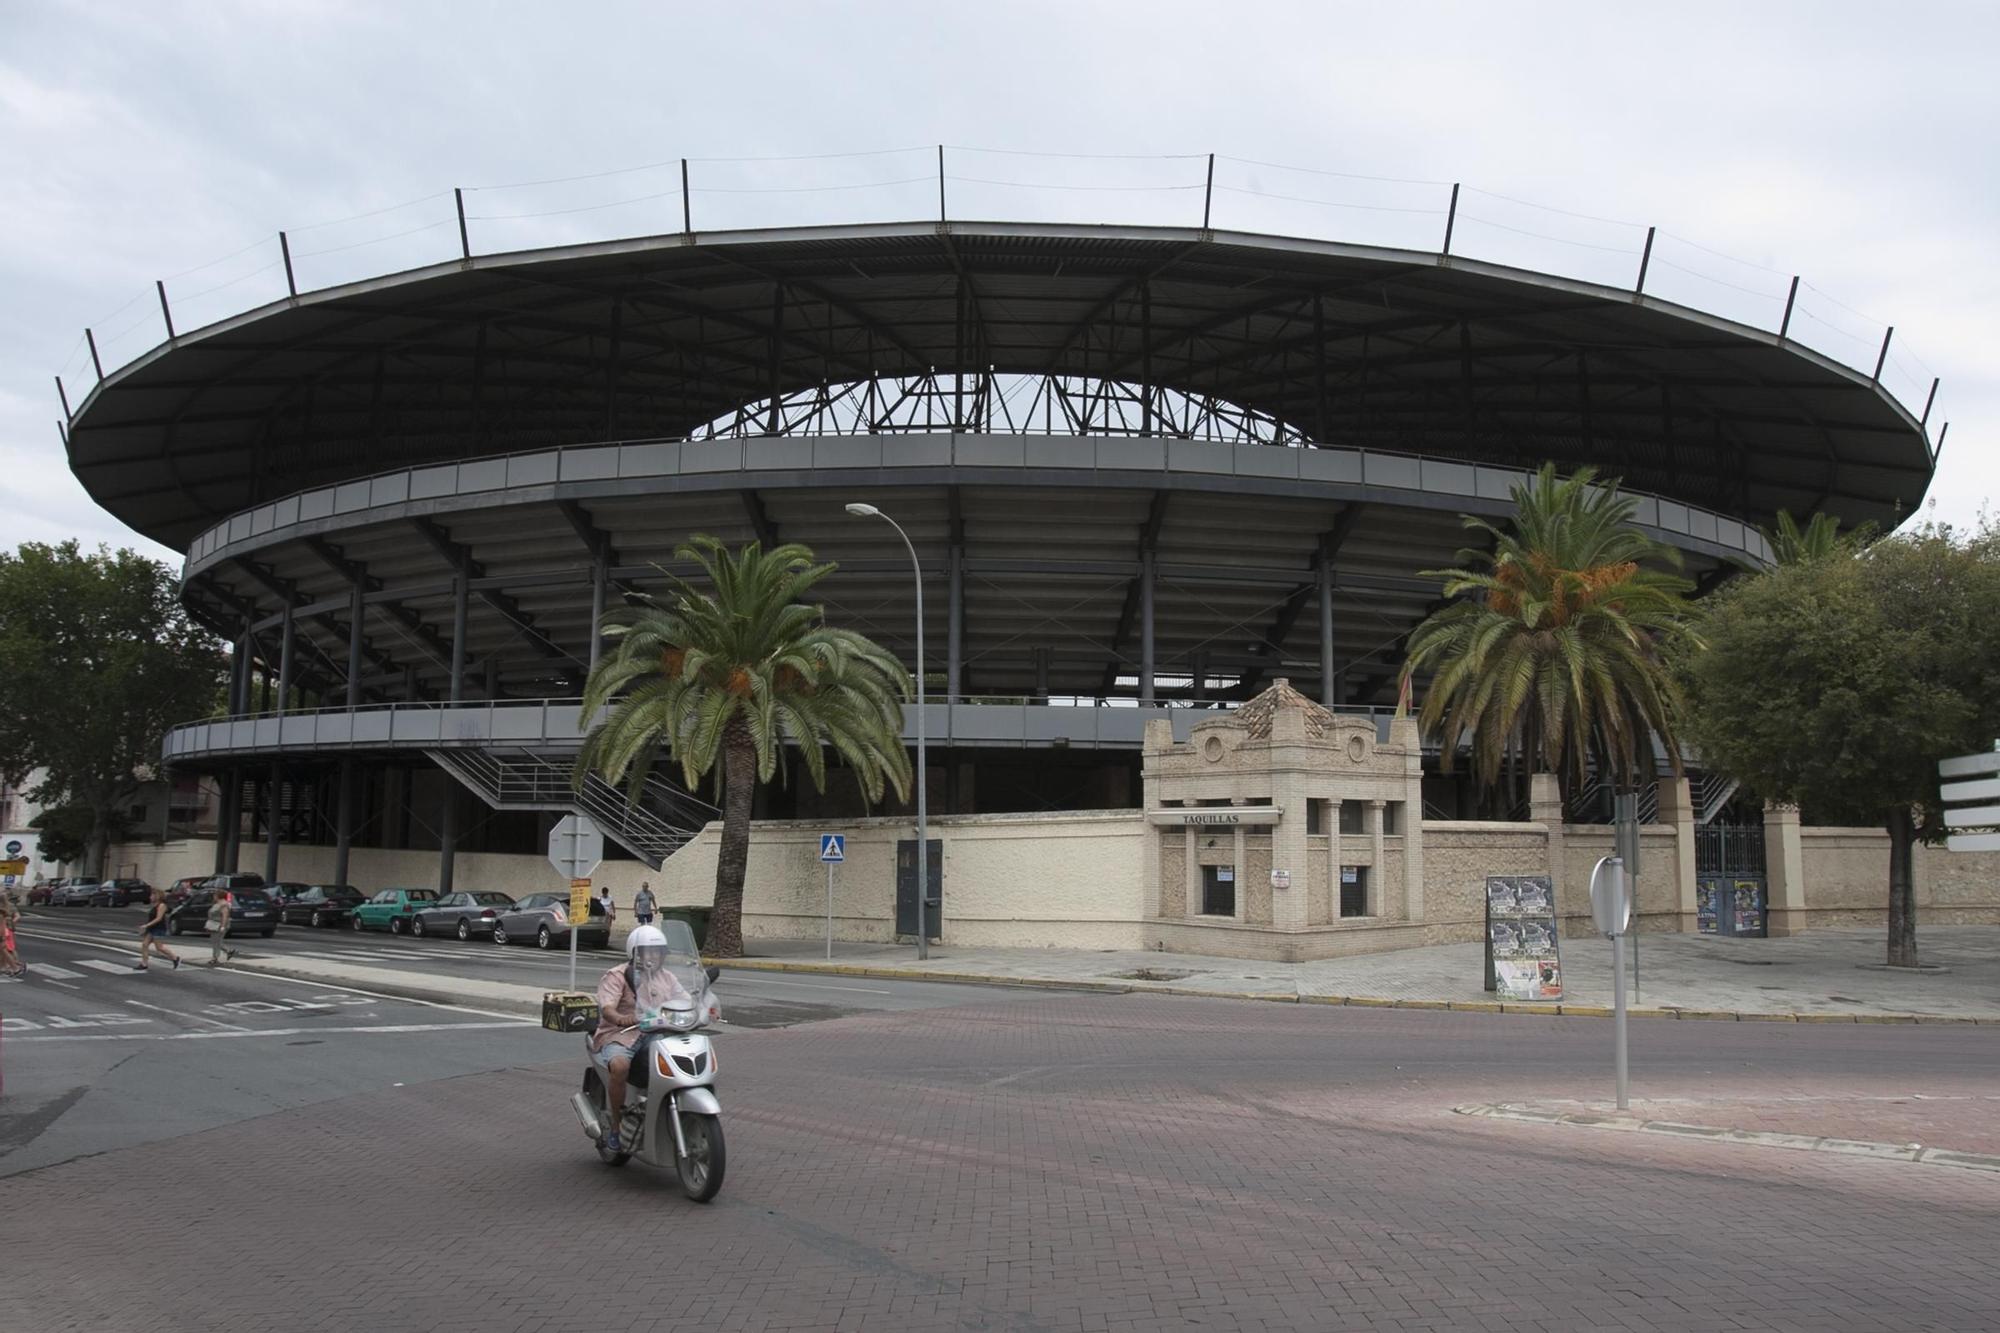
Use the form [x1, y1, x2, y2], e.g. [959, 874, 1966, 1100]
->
[440, 563, 470, 896]
[1318, 553, 1336, 708]
[221, 769, 243, 872]
[275, 605, 295, 715]
[232, 622, 252, 716]
[332, 758, 354, 889]
[588, 558, 607, 674]
[345, 586, 365, 708]
[1139, 550, 1156, 704]
[946, 543, 964, 700]
[263, 759, 282, 884]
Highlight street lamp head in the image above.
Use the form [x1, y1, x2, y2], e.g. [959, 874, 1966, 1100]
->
[844, 502, 880, 518]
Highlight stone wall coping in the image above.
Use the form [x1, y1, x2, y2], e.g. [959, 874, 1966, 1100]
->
[738, 809, 1147, 833]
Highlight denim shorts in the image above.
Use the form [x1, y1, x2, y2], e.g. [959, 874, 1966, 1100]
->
[592, 1040, 635, 1068]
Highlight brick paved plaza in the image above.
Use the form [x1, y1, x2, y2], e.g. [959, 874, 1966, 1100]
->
[8, 990, 1998, 1332]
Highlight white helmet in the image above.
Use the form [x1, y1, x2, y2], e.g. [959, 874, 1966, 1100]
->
[626, 923, 670, 977]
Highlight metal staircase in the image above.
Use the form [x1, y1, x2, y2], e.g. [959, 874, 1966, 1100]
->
[427, 747, 718, 869]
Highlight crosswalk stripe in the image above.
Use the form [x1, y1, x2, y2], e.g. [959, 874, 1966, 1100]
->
[75, 958, 137, 974]
[28, 962, 85, 979]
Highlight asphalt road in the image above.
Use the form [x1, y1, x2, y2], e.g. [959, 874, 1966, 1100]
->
[6, 905, 1999, 1332]
[13, 903, 1031, 1027]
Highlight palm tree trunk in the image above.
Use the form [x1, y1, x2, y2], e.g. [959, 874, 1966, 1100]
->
[1886, 805, 1918, 969]
[706, 717, 758, 958]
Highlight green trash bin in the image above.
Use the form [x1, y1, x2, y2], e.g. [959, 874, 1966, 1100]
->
[659, 907, 711, 951]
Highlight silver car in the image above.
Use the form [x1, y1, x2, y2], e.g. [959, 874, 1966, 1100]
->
[492, 892, 611, 950]
[410, 890, 517, 942]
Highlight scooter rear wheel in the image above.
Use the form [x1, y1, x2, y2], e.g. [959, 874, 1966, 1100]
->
[676, 1113, 726, 1202]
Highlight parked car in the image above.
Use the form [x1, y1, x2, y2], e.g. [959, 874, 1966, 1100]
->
[166, 875, 207, 907]
[202, 872, 267, 895]
[409, 890, 517, 941]
[53, 877, 103, 906]
[278, 884, 365, 928]
[166, 887, 279, 938]
[94, 878, 152, 907]
[350, 888, 439, 934]
[26, 881, 55, 906]
[492, 892, 611, 950]
[265, 882, 314, 912]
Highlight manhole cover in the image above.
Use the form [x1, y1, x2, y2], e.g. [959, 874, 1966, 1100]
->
[1109, 968, 1199, 982]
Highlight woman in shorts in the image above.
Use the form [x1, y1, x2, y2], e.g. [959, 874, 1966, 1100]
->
[136, 887, 182, 971]
[2, 893, 22, 977]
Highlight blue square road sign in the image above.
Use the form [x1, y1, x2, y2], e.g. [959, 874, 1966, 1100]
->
[819, 834, 845, 863]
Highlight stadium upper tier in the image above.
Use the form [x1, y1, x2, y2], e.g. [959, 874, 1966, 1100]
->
[65, 220, 1934, 551]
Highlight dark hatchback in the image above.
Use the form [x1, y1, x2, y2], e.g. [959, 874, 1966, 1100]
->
[278, 884, 365, 928]
[166, 888, 280, 938]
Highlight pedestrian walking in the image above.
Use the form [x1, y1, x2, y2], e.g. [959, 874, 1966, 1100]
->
[633, 881, 657, 926]
[597, 886, 617, 929]
[205, 888, 237, 966]
[135, 887, 182, 971]
[2, 890, 23, 977]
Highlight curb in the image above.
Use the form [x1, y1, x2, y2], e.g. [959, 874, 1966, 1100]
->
[1455, 1103, 2000, 1174]
[710, 957, 1997, 1024]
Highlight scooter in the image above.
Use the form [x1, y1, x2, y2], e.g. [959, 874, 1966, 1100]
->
[570, 937, 727, 1201]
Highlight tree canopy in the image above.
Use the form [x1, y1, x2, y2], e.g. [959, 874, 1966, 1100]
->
[1402, 463, 1698, 800]
[577, 537, 911, 955]
[0, 542, 224, 877]
[1683, 519, 2000, 965]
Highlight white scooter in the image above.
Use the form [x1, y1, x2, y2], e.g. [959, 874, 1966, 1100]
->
[570, 921, 727, 1202]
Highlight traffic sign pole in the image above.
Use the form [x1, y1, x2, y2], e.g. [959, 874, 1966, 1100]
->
[1590, 855, 1632, 1111]
[547, 816, 603, 992]
[817, 833, 845, 960]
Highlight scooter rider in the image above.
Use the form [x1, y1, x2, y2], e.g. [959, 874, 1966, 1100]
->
[589, 924, 693, 1154]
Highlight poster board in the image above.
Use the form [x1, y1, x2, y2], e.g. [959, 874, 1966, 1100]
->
[1484, 875, 1563, 1001]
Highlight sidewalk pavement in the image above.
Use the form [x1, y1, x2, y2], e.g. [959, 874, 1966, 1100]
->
[728, 924, 2000, 1022]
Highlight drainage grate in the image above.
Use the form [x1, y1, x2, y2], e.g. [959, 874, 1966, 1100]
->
[1109, 968, 1200, 982]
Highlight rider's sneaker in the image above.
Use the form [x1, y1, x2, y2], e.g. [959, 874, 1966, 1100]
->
[602, 1129, 621, 1153]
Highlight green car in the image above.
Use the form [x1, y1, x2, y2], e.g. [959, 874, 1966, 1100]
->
[350, 887, 440, 935]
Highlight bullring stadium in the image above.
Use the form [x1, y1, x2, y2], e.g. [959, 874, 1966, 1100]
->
[56, 180, 1940, 912]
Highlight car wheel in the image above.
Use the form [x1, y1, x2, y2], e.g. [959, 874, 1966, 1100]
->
[537, 925, 553, 950]
[389, 916, 405, 936]
[310, 910, 324, 928]
[352, 914, 365, 931]
[410, 916, 426, 939]
[168, 918, 184, 936]
[493, 925, 508, 945]
[261, 928, 275, 938]
[456, 919, 472, 941]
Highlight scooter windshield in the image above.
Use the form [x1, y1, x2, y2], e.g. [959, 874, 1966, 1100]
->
[634, 919, 714, 1031]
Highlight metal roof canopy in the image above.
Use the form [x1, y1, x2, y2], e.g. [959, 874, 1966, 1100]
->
[65, 221, 1935, 550]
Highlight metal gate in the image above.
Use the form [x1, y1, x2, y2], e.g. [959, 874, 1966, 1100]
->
[1695, 823, 1767, 938]
[895, 838, 942, 941]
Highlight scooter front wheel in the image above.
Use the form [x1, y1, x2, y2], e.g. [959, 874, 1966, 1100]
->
[676, 1112, 726, 1202]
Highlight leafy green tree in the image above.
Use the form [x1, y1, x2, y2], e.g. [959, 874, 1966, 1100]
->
[1401, 463, 1698, 801]
[575, 537, 912, 956]
[1684, 520, 2000, 967]
[1763, 509, 1879, 566]
[29, 804, 129, 867]
[0, 543, 224, 878]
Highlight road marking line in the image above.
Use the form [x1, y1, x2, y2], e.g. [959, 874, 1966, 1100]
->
[124, 999, 250, 1031]
[28, 963, 86, 979]
[235, 968, 535, 1022]
[75, 958, 137, 974]
[7, 1020, 532, 1044]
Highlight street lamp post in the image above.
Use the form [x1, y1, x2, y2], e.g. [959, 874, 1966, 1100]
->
[845, 502, 929, 960]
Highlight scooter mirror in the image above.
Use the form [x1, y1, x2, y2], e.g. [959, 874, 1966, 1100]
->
[705, 965, 721, 984]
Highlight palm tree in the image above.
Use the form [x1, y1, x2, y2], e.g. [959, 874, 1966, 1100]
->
[576, 537, 912, 957]
[1764, 509, 1878, 566]
[1400, 463, 1698, 804]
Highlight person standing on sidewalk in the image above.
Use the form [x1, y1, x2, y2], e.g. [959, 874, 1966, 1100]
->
[632, 881, 656, 926]
[136, 887, 182, 971]
[597, 886, 617, 932]
[205, 888, 237, 966]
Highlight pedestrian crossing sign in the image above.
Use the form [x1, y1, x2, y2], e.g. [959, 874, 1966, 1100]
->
[819, 834, 845, 863]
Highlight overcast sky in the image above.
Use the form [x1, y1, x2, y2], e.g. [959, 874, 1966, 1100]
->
[3, 0, 1994, 566]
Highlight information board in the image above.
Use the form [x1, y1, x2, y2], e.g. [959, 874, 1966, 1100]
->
[1484, 875, 1563, 1001]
